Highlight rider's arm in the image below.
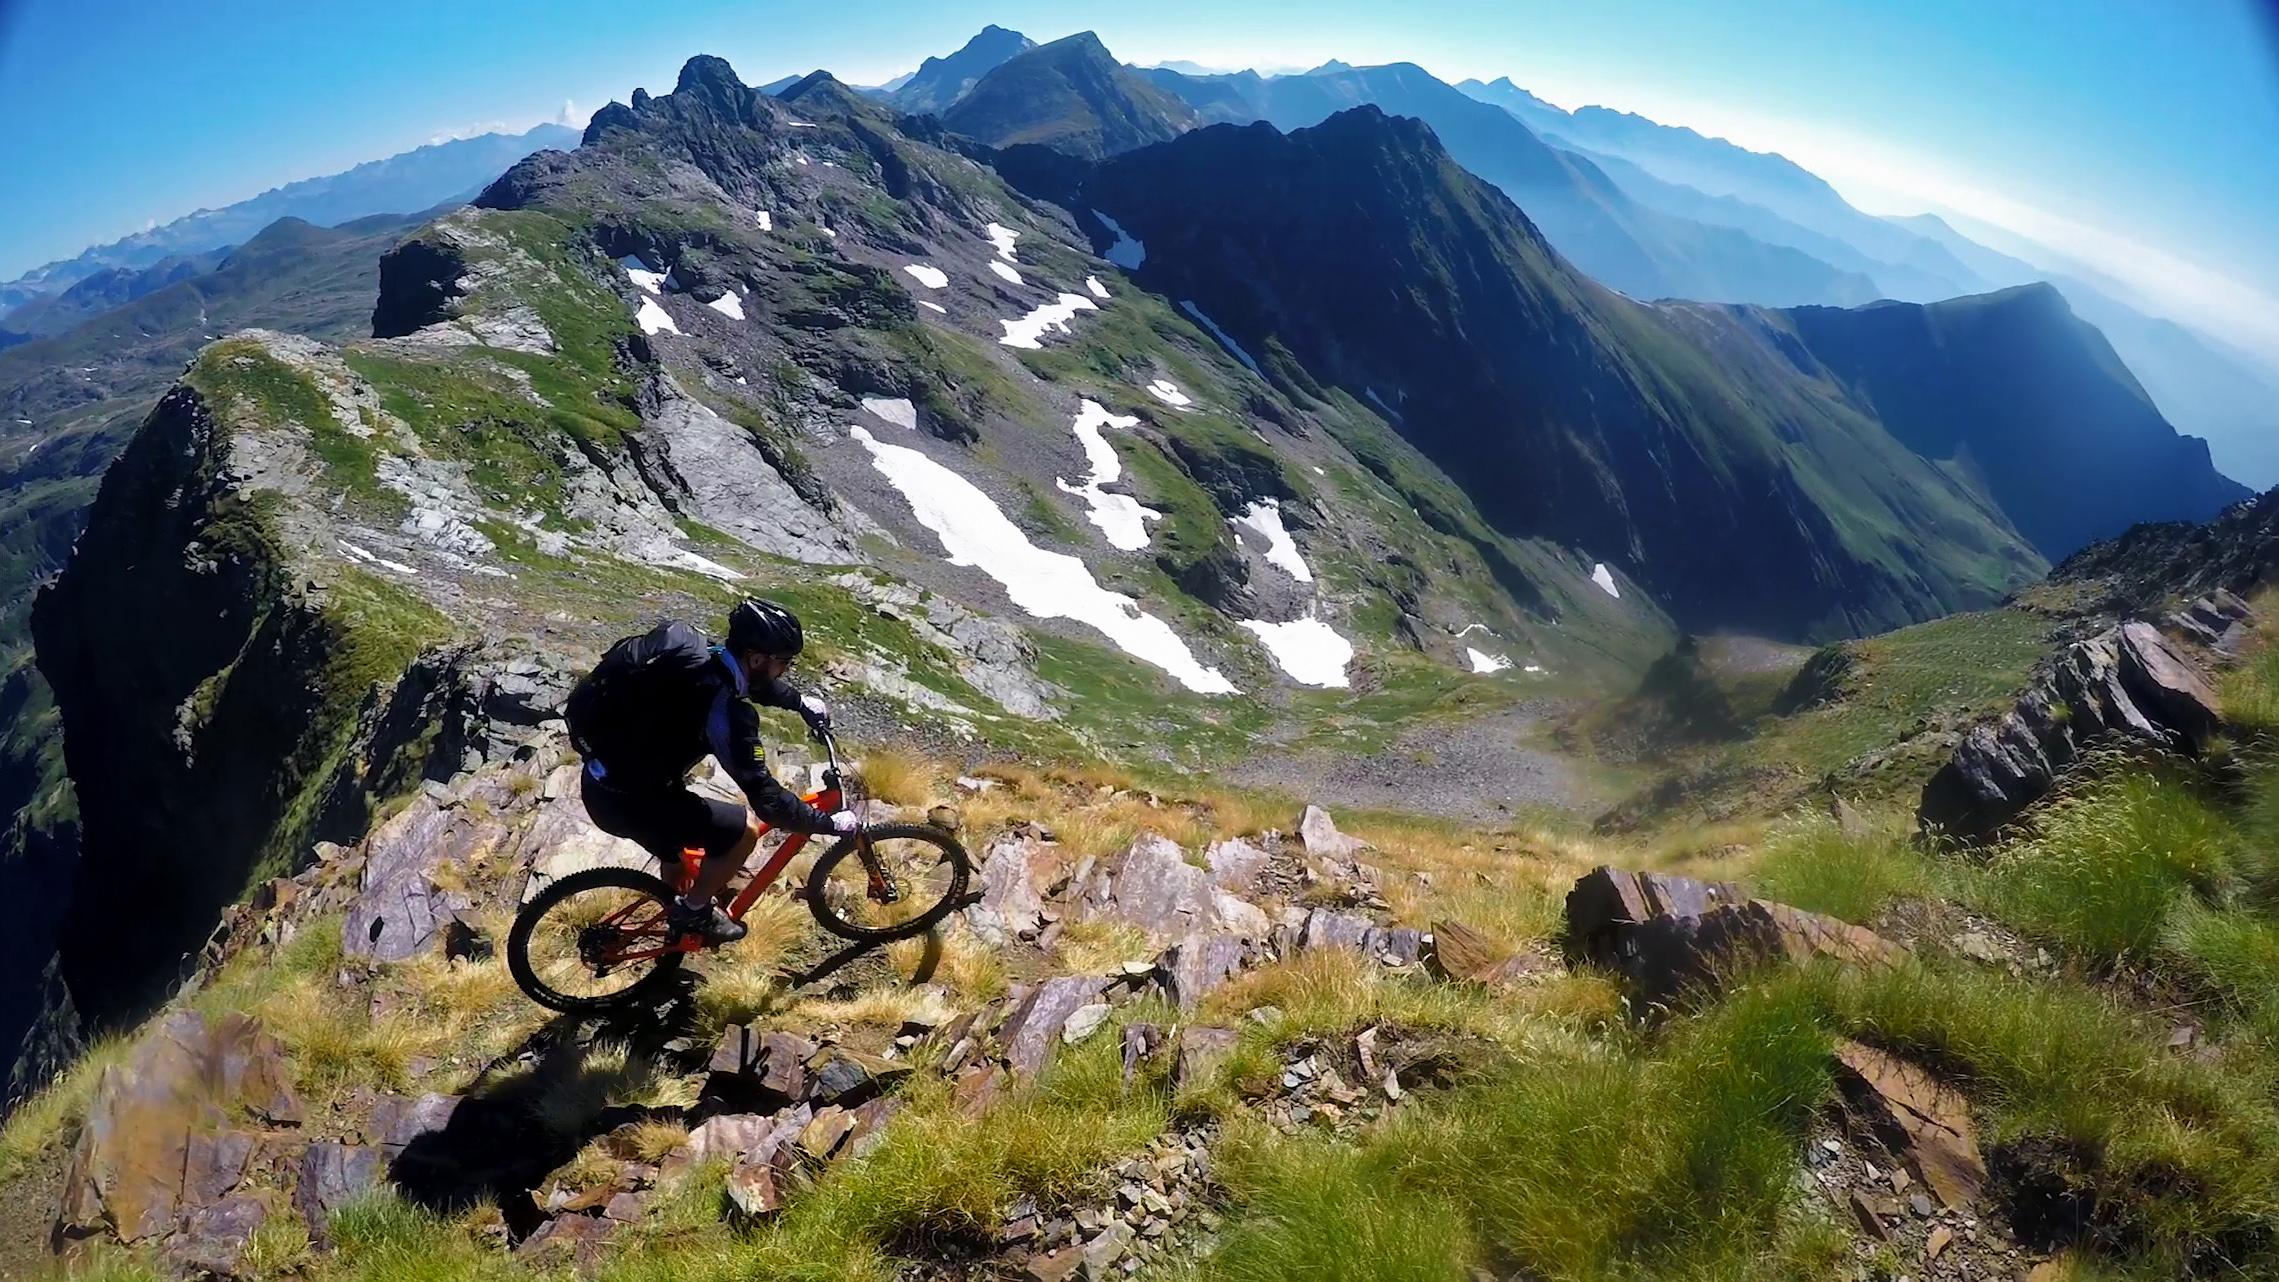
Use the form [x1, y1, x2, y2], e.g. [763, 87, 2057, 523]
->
[753, 673, 831, 734]
[706, 686, 835, 833]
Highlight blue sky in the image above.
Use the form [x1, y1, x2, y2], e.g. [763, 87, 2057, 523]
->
[2, 0, 2275, 359]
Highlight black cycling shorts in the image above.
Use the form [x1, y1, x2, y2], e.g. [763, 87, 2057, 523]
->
[581, 778, 747, 863]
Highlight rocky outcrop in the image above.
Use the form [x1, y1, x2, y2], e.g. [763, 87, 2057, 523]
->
[633, 378, 868, 564]
[32, 377, 471, 1029]
[1917, 613, 2232, 843]
[57, 1011, 299, 1260]
[1564, 866, 1904, 1007]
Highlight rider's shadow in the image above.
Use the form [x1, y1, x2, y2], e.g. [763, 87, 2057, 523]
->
[389, 978, 707, 1233]
[779, 930, 940, 992]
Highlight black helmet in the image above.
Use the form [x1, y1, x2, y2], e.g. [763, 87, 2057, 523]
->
[726, 598, 803, 656]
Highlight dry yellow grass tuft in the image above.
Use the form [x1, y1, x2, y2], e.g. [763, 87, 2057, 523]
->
[689, 894, 810, 1035]
[890, 922, 1010, 1004]
[617, 1119, 691, 1165]
[793, 983, 958, 1033]
[859, 749, 941, 807]
[1053, 919, 1154, 973]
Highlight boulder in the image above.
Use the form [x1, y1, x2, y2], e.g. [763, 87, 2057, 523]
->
[367, 1092, 463, 1154]
[2168, 589, 2254, 652]
[296, 1142, 385, 1244]
[726, 1159, 781, 1217]
[1298, 806, 1366, 860]
[59, 1011, 300, 1244]
[1076, 833, 1269, 942]
[1061, 1003, 1112, 1045]
[1203, 837, 1270, 893]
[343, 795, 504, 961]
[966, 830, 1056, 945]
[706, 1027, 817, 1105]
[1425, 920, 1546, 988]
[806, 1047, 911, 1106]
[999, 976, 1109, 1075]
[1156, 933, 1251, 1010]
[1832, 1040, 1986, 1209]
[1298, 908, 1372, 954]
[1565, 867, 1903, 1008]
[1918, 620, 2226, 843]
[164, 1193, 268, 1277]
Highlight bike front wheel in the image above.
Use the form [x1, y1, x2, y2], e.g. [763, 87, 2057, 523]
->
[507, 866, 688, 1014]
[805, 823, 972, 942]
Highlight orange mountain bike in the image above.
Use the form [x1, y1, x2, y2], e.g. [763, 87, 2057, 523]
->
[506, 729, 970, 1014]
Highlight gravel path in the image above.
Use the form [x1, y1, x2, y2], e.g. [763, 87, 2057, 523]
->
[1226, 699, 1589, 825]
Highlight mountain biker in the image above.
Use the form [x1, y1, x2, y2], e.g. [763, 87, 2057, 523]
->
[565, 598, 856, 946]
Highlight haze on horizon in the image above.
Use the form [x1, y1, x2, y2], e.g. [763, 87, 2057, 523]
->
[2, 0, 2274, 369]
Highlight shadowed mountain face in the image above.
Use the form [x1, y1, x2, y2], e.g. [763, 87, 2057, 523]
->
[1084, 109, 2241, 639]
[888, 24, 1036, 114]
[943, 33, 1198, 160]
[1784, 286, 2249, 558]
[1142, 62, 1878, 309]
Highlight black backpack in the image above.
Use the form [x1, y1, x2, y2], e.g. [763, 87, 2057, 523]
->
[564, 620, 715, 770]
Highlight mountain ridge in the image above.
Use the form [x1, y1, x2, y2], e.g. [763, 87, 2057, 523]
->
[0, 124, 578, 318]
[943, 32, 1199, 160]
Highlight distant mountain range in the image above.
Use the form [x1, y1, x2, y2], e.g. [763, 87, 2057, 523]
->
[1451, 76, 2279, 489]
[1083, 105, 2240, 637]
[0, 123, 577, 321]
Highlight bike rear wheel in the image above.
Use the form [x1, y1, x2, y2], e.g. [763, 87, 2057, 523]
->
[805, 823, 971, 942]
[508, 866, 688, 1014]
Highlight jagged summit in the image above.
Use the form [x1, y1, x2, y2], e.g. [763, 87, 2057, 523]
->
[889, 23, 1037, 114]
[942, 31, 1198, 159]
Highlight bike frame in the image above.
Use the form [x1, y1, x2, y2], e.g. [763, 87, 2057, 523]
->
[594, 731, 859, 963]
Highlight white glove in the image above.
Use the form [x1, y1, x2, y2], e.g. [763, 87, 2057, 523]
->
[799, 695, 832, 737]
[829, 810, 860, 834]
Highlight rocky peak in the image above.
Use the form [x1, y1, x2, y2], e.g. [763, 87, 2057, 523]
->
[942, 30, 1197, 160]
[673, 54, 756, 115]
[890, 24, 1038, 115]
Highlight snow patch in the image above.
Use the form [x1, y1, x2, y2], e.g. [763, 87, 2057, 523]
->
[1094, 210, 1145, 269]
[1229, 499, 1312, 583]
[706, 291, 746, 320]
[1144, 379, 1192, 410]
[619, 256, 666, 294]
[1591, 562, 1621, 599]
[1311, 465, 1325, 475]
[787, 118, 819, 128]
[1085, 276, 1109, 299]
[634, 296, 679, 335]
[919, 300, 947, 314]
[1180, 301, 1260, 374]
[903, 263, 949, 289]
[755, 210, 772, 231]
[999, 293, 1098, 349]
[988, 260, 1025, 286]
[1456, 623, 1493, 638]
[638, 540, 743, 581]
[1467, 648, 1513, 674]
[1242, 615, 1354, 688]
[1054, 399, 1161, 551]
[1524, 663, 1547, 675]
[984, 222, 1021, 261]
[338, 541, 418, 576]
[850, 426, 1234, 695]
[861, 397, 918, 430]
